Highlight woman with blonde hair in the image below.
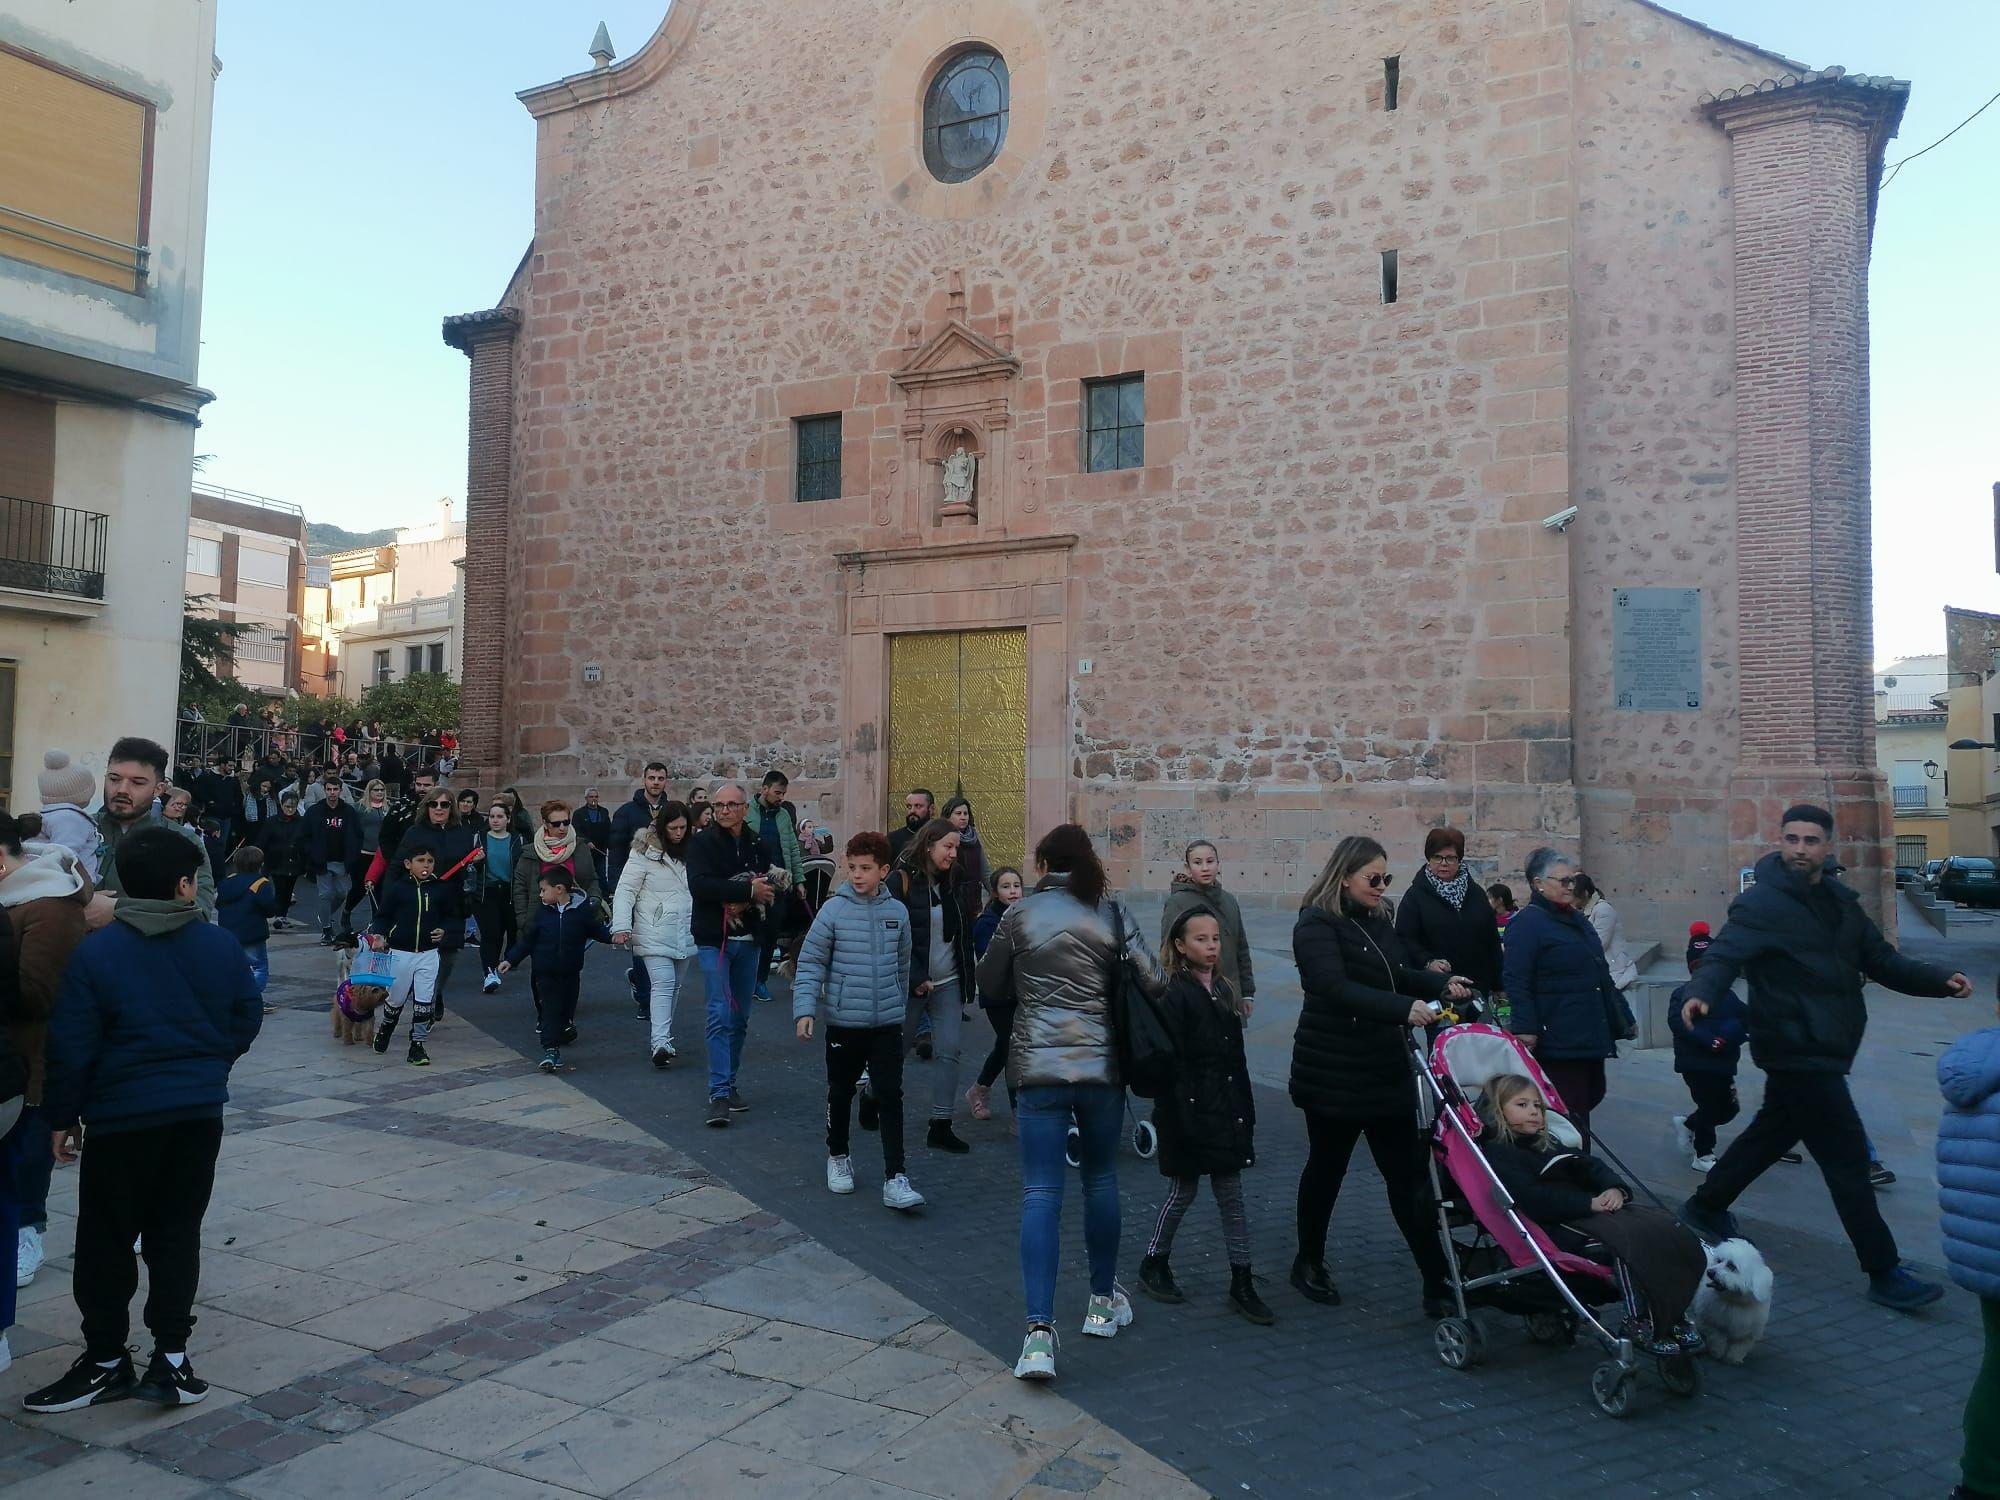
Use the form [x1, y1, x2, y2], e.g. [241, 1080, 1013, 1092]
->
[1290, 836, 1472, 1317]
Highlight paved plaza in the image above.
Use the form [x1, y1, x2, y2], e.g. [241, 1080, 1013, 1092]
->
[0, 890, 1988, 1497]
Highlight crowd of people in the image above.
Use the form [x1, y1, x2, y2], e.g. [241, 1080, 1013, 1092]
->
[4, 734, 2000, 1497]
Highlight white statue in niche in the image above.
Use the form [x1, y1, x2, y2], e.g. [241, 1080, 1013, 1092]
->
[940, 445, 977, 516]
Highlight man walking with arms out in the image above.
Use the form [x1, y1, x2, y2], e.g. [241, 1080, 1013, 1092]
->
[1680, 804, 1969, 1309]
[687, 784, 772, 1129]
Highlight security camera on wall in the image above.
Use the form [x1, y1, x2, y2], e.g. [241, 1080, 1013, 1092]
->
[1542, 505, 1580, 533]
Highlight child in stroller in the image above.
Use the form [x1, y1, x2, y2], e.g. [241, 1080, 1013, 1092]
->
[1477, 1073, 1707, 1357]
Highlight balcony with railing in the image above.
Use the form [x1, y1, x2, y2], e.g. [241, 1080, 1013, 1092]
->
[342, 595, 454, 638]
[1893, 784, 1938, 812]
[0, 494, 108, 609]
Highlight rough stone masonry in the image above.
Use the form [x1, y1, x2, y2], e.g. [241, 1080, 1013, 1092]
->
[444, 0, 1909, 938]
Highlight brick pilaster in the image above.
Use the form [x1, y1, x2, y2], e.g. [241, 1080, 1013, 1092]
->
[1705, 75, 1908, 916]
[442, 308, 522, 781]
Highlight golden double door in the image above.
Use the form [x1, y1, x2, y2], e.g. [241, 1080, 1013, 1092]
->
[887, 629, 1028, 873]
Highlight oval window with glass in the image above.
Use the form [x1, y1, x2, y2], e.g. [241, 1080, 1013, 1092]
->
[923, 49, 1010, 183]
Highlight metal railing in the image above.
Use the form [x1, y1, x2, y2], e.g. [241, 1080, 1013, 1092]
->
[192, 480, 304, 517]
[1892, 785, 1934, 811]
[0, 202, 148, 282]
[174, 720, 460, 774]
[0, 495, 108, 600]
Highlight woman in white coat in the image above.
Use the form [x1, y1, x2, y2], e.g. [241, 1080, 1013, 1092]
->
[1572, 872, 1640, 1006]
[612, 801, 696, 1069]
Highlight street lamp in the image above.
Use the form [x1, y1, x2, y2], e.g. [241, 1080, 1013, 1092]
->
[1925, 759, 1940, 779]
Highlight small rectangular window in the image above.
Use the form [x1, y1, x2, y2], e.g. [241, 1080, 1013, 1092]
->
[372, 649, 391, 686]
[1083, 374, 1145, 473]
[186, 535, 221, 575]
[406, 645, 424, 678]
[1384, 56, 1400, 111]
[795, 414, 842, 503]
[1381, 248, 1399, 304]
[236, 546, 288, 589]
[426, 642, 444, 674]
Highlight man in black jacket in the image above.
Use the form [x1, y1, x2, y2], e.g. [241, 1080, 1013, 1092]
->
[686, 783, 772, 1128]
[1679, 804, 1969, 1310]
[887, 788, 934, 863]
[610, 763, 670, 1016]
[304, 772, 364, 943]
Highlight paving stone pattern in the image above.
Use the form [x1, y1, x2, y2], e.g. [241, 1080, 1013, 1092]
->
[0, 933, 1202, 1500]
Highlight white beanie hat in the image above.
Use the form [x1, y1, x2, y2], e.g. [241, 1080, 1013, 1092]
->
[39, 749, 96, 808]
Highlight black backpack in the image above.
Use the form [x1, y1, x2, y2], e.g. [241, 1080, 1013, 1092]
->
[1107, 901, 1176, 1099]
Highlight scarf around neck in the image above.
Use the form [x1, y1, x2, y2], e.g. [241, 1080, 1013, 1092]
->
[1423, 867, 1472, 910]
[535, 825, 579, 865]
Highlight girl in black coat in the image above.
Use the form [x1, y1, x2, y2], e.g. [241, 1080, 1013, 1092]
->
[1478, 1073, 1706, 1349]
[1290, 836, 1475, 1317]
[1137, 908, 1273, 1325]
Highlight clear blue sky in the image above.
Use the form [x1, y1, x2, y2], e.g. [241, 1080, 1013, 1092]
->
[196, 2, 1998, 659]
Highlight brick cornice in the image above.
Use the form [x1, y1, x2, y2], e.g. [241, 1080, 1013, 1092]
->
[441, 308, 522, 355]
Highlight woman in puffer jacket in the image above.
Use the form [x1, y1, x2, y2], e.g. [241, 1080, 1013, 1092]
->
[974, 824, 1164, 1385]
[1938, 1000, 2000, 1500]
[612, 802, 695, 1071]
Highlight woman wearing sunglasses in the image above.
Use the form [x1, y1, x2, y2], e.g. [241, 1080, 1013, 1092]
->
[1290, 835, 1473, 1317]
[1501, 847, 1628, 1149]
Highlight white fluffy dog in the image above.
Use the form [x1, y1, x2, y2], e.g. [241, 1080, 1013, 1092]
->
[1692, 1238, 1774, 1363]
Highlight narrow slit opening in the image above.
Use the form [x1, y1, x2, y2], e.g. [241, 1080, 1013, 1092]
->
[1384, 56, 1400, 112]
[1381, 249, 1399, 304]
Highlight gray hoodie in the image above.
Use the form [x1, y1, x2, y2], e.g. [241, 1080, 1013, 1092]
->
[791, 880, 911, 1029]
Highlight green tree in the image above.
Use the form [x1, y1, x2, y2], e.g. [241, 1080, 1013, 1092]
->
[180, 593, 255, 697]
[360, 674, 460, 740]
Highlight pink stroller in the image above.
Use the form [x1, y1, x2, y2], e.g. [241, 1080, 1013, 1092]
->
[1416, 1023, 1702, 1417]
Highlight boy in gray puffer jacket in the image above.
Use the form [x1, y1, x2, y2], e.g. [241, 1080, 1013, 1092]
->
[794, 831, 924, 1211]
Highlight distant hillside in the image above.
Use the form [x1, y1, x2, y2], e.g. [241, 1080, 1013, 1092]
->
[308, 521, 396, 555]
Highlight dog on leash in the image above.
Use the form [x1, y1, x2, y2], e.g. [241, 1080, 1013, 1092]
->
[330, 937, 387, 1046]
[1692, 1237, 1774, 1363]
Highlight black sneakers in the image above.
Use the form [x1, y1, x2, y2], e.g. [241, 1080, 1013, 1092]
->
[926, 1120, 970, 1154]
[372, 1015, 397, 1054]
[706, 1099, 731, 1128]
[406, 1040, 430, 1067]
[132, 1350, 209, 1407]
[23, 1352, 136, 1412]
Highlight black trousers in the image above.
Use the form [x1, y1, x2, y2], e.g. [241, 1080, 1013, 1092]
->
[476, 886, 516, 973]
[74, 1118, 224, 1359]
[272, 872, 298, 919]
[1296, 1110, 1449, 1287]
[532, 968, 582, 1050]
[1694, 1069, 1896, 1274]
[826, 1023, 904, 1177]
[1681, 1072, 1740, 1156]
[977, 1002, 1016, 1093]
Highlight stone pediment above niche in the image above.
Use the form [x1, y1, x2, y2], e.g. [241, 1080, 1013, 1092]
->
[887, 304, 1022, 533]
[892, 319, 1021, 392]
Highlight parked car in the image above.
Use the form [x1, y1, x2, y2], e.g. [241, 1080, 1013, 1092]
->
[1938, 857, 2000, 909]
[1896, 863, 1923, 887]
[1923, 858, 1946, 891]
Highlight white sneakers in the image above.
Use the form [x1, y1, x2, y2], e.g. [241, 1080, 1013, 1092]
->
[830, 1158, 925, 1211]
[482, 969, 502, 994]
[16, 1226, 42, 1288]
[1671, 1115, 1694, 1157]
[1691, 1153, 1717, 1172]
[1081, 1287, 1134, 1338]
[1014, 1324, 1057, 1380]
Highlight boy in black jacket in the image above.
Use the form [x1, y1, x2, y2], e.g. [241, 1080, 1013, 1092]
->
[27, 828, 262, 1414]
[304, 773, 363, 945]
[366, 835, 457, 1067]
[1667, 922, 1747, 1171]
[501, 868, 614, 1074]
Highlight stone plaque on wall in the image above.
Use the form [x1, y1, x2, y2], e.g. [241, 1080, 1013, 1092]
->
[1612, 587, 1702, 710]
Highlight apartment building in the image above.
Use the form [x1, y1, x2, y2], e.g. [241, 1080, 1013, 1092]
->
[0, 2, 218, 805]
[304, 501, 466, 698]
[185, 481, 307, 696]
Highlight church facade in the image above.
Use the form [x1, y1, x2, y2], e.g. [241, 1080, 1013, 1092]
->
[446, 0, 1909, 934]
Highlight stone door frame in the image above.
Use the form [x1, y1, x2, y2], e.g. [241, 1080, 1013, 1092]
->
[837, 534, 1075, 854]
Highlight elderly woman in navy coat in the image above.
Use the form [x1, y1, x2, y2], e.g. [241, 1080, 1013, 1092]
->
[1940, 997, 2000, 1500]
[1501, 846, 1630, 1148]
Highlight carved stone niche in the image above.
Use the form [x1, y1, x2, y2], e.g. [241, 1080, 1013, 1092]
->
[891, 317, 1020, 532]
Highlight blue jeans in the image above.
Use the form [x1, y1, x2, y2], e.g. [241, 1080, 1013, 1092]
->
[1018, 1083, 1124, 1327]
[244, 941, 269, 997]
[7, 1103, 51, 1231]
[700, 938, 758, 1101]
